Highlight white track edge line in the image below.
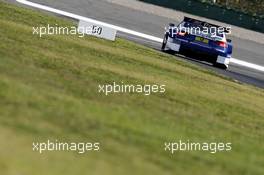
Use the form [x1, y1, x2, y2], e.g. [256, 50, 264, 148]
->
[16, 0, 264, 72]
[230, 58, 264, 72]
[16, 0, 163, 43]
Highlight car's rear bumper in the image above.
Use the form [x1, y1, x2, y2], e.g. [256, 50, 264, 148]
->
[166, 37, 231, 66]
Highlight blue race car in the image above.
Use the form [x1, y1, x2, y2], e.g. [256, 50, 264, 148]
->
[161, 17, 233, 69]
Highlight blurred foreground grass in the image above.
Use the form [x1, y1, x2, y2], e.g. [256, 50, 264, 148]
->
[0, 1, 264, 175]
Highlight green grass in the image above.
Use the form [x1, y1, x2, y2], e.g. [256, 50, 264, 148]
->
[0, 1, 264, 175]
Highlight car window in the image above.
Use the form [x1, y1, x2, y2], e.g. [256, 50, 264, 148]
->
[179, 21, 224, 39]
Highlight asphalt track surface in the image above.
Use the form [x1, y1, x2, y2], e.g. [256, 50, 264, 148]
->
[11, 0, 264, 88]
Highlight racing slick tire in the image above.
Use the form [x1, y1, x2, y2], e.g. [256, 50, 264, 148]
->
[161, 33, 169, 51]
[213, 56, 229, 70]
[213, 62, 228, 70]
[161, 33, 177, 54]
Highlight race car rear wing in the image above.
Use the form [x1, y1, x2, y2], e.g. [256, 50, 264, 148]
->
[183, 17, 230, 33]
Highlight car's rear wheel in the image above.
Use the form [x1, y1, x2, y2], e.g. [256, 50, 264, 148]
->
[213, 62, 228, 70]
[161, 33, 177, 55]
[161, 33, 168, 51]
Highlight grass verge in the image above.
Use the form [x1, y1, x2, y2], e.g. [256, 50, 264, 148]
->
[0, 1, 264, 175]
